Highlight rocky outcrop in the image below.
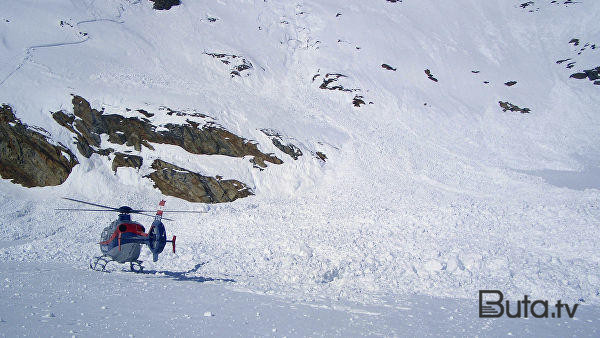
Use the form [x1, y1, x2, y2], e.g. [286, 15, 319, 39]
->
[499, 101, 531, 114]
[52, 96, 282, 168]
[112, 152, 143, 172]
[352, 95, 366, 107]
[570, 66, 600, 85]
[146, 160, 253, 203]
[313, 72, 371, 106]
[316, 73, 356, 92]
[261, 129, 303, 160]
[425, 69, 438, 82]
[315, 152, 327, 162]
[149, 0, 180, 10]
[0, 104, 77, 187]
[203, 52, 254, 77]
[381, 64, 396, 71]
[556, 39, 598, 83]
[272, 138, 302, 160]
[520, 1, 534, 9]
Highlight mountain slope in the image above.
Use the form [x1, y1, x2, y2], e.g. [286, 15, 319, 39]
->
[1, 0, 599, 314]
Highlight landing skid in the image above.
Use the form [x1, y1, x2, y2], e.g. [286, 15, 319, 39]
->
[89, 255, 144, 273]
[130, 260, 144, 273]
[90, 255, 112, 272]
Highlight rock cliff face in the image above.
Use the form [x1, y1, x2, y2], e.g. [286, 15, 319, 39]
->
[111, 152, 143, 172]
[2, 95, 286, 202]
[49, 96, 278, 202]
[52, 96, 282, 168]
[0, 105, 78, 187]
[146, 160, 253, 203]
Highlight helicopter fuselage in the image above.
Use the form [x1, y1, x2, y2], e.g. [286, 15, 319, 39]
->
[99, 214, 148, 263]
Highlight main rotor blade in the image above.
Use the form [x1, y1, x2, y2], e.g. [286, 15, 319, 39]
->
[127, 210, 206, 214]
[62, 197, 119, 211]
[161, 210, 207, 213]
[55, 208, 117, 212]
[131, 211, 174, 221]
[133, 211, 156, 218]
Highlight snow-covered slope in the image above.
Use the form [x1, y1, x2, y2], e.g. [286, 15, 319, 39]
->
[1, 0, 599, 333]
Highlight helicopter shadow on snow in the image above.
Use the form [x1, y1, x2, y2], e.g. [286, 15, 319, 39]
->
[137, 262, 236, 283]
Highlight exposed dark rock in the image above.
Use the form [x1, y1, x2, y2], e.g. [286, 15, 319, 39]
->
[149, 0, 180, 10]
[112, 152, 143, 172]
[52, 96, 282, 168]
[136, 109, 154, 118]
[528, 0, 577, 11]
[570, 72, 588, 79]
[584, 67, 600, 80]
[0, 104, 78, 187]
[570, 66, 600, 83]
[159, 121, 282, 168]
[204, 52, 253, 77]
[381, 64, 396, 71]
[318, 73, 355, 92]
[314, 72, 370, 106]
[424, 69, 438, 82]
[520, 1, 534, 9]
[504, 81, 517, 86]
[261, 129, 302, 160]
[163, 107, 207, 118]
[315, 152, 327, 162]
[52, 99, 145, 157]
[353, 95, 366, 107]
[569, 38, 580, 46]
[471, 70, 480, 74]
[272, 138, 302, 160]
[499, 101, 531, 114]
[560, 38, 598, 63]
[146, 159, 252, 203]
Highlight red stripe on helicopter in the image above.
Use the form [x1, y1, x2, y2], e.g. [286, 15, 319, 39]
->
[98, 223, 148, 245]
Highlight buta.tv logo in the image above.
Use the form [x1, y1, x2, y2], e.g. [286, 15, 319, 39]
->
[479, 290, 579, 318]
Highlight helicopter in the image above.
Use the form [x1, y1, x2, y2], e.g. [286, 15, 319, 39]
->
[58, 197, 203, 272]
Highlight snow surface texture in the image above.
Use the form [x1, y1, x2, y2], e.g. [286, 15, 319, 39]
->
[1, 0, 599, 335]
[0, 262, 598, 337]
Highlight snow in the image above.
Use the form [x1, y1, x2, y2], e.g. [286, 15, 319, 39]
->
[1, 262, 598, 337]
[1, 0, 600, 335]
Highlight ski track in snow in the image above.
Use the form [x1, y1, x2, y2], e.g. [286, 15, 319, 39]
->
[0, 17, 129, 88]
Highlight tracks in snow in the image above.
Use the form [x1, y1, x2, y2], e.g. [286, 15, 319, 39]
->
[0, 18, 123, 88]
